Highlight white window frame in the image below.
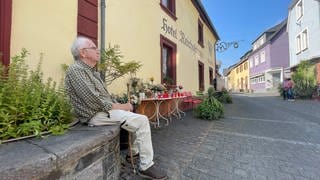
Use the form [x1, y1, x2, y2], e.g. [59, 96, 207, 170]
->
[296, 28, 309, 54]
[301, 28, 308, 51]
[253, 43, 257, 50]
[260, 51, 266, 63]
[296, 34, 301, 54]
[296, 0, 303, 21]
[249, 58, 253, 68]
[260, 36, 265, 46]
[254, 55, 259, 66]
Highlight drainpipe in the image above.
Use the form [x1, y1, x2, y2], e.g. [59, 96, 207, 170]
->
[100, 0, 106, 54]
[100, 0, 106, 81]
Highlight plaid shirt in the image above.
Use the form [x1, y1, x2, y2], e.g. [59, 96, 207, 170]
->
[65, 60, 113, 123]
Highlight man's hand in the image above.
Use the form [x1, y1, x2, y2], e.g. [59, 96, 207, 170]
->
[112, 102, 133, 112]
[126, 102, 133, 112]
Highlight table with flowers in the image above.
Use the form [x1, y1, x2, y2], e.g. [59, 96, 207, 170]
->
[127, 77, 186, 127]
[136, 92, 186, 128]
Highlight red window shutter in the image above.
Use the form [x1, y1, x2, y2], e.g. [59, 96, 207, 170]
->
[77, 0, 98, 45]
[0, 0, 12, 66]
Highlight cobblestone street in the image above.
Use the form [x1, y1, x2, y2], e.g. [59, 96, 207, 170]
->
[121, 95, 320, 180]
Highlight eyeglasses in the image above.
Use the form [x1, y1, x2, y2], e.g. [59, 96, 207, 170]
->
[82, 47, 99, 51]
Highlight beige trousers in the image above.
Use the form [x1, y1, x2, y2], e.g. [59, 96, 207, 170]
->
[89, 110, 154, 171]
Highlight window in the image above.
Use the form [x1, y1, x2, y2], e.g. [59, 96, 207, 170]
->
[245, 76, 248, 90]
[236, 67, 239, 73]
[209, 67, 213, 85]
[260, 51, 266, 63]
[160, 0, 176, 20]
[296, 28, 308, 54]
[251, 75, 265, 84]
[160, 35, 177, 85]
[198, 19, 204, 47]
[244, 62, 248, 70]
[254, 55, 259, 66]
[198, 61, 204, 91]
[296, 0, 303, 21]
[260, 36, 265, 46]
[240, 65, 243, 72]
[240, 77, 244, 89]
[301, 29, 308, 51]
[253, 43, 257, 50]
[249, 58, 253, 68]
[296, 34, 301, 54]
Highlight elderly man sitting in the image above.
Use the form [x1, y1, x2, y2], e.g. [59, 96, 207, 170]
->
[64, 36, 167, 180]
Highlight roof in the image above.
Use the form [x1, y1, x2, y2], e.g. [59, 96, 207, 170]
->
[289, 0, 299, 9]
[191, 0, 220, 40]
[223, 49, 252, 76]
[223, 63, 237, 76]
[239, 49, 252, 61]
[252, 19, 287, 45]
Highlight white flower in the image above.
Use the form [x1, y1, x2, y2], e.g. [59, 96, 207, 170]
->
[130, 94, 139, 104]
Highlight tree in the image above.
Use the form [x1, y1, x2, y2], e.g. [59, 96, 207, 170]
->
[292, 61, 317, 99]
[99, 45, 142, 85]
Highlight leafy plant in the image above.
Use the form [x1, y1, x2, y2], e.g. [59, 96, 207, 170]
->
[277, 83, 283, 96]
[208, 87, 232, 104]
[0, 49, 73, 142]
[62, 45, 142, 85]
[99, 45, 142, 85]
[292, 61, 317, 99]
[112, 93, 129, 104]
[162, 76, 174, 85]
[196, 90, 204, 96]
[194, 87, 224, 120]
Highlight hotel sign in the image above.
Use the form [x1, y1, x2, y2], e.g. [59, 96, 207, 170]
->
[161, 18, 201, 55]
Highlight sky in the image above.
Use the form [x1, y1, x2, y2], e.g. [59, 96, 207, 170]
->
[201, 0, 292, 73]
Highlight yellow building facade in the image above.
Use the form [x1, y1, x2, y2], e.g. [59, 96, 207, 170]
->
[9, 0, 78, 82]
[2, 0, 219, 94]
[106, 0, 219, 93]
[227, 54, 250, 92]
[226, 66, 236, 91]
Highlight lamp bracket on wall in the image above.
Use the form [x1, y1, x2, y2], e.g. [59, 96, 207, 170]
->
[216, 40, 243, 53]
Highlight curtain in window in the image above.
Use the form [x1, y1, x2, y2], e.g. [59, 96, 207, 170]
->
[162, 47, 168, 77]
[162, 0, 168, 7]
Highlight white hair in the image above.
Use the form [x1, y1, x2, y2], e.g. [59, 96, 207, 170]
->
[71, 36, 90, 60]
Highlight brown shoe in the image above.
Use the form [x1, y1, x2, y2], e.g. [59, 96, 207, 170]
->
[138, 165, 167, 180]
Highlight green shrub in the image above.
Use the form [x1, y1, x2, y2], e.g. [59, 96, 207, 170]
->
[292, 61, 317, 99]
[0, 49, 73, 142]
[194, 97, 224, 120]
[212, 88, 232, 104]
[194, 87, 224, 120]
[277, 83, 284, 96]
[112, 93, 128, 104]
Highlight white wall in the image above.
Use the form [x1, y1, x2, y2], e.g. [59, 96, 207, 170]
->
[288, 0, 320, 67]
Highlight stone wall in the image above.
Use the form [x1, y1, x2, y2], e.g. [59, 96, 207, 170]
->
[0, 124, 121, 180]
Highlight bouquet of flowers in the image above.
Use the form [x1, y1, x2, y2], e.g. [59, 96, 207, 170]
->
[150, 84, 166, 92]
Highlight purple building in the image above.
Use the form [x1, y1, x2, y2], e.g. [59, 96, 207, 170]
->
[249, 19, 290, 93]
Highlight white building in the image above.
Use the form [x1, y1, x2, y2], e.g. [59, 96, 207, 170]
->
[287, 0, 320, 82]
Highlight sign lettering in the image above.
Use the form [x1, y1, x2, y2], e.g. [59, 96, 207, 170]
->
[161, 18, 200, 55]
